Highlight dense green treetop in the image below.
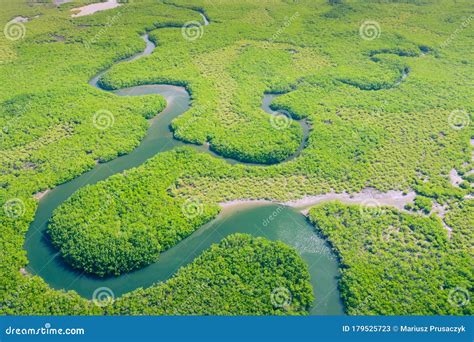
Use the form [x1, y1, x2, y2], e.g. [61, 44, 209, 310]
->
[0, 0, 472, 315]
[308, 201, 473, 315]
[110, 234, 314, 315]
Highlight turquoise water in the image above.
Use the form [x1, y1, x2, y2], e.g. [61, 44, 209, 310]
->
[25, 16, 343, 315]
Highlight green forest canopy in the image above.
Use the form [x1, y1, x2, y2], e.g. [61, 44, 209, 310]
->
[0, 0, 472, 315]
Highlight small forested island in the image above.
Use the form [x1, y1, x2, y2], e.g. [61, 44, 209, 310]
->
[0, 0, 472, 316]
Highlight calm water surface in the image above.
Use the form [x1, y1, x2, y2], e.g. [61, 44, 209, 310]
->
[25, 17, 343, 315]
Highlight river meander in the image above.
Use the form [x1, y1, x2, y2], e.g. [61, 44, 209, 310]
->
[25, 10, 344, 315]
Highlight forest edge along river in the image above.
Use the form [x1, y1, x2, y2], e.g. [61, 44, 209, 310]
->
[25, 11, 344, 314]
[25, 9, 344, 315]
[25, 6, 421, 315]
[25, 7, 416, 315]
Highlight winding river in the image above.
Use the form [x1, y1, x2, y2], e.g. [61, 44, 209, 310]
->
[25, 10, 343, 315]
[25, 3, 426, 314]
